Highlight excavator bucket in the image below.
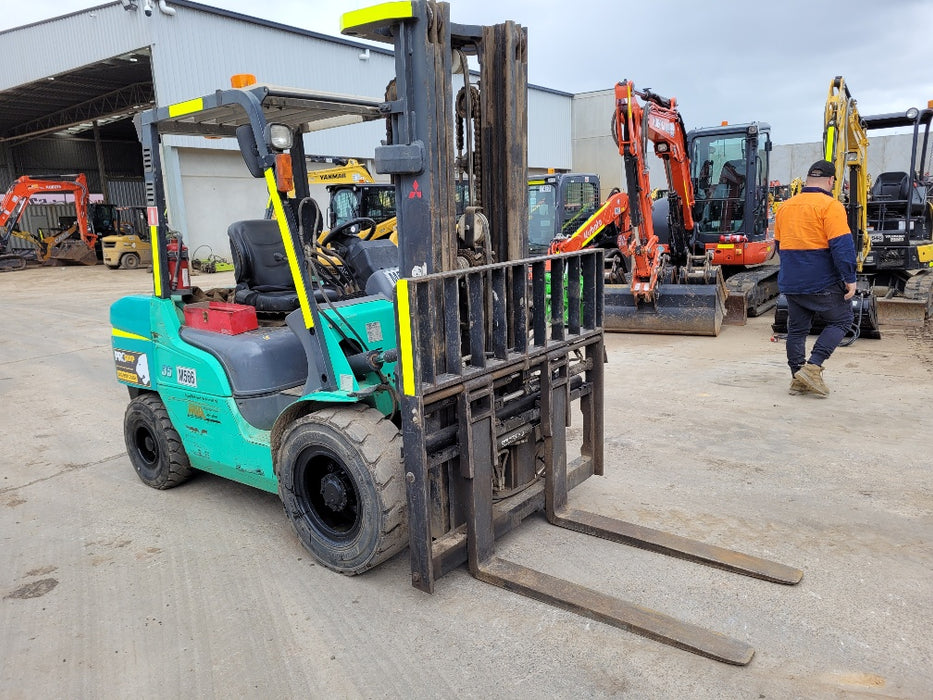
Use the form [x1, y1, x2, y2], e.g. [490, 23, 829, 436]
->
[604, 281, 728, 336]
[47, 240, 98, 266]
[874, 293, 930, 328]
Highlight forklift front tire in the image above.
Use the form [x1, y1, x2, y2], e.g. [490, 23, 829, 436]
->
[124, 394, 194, 489]
[276, 405, 407, 575]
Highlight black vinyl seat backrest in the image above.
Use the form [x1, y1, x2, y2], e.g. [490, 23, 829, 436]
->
[227, 219, 300, 313]
[871, 171, 909, 201]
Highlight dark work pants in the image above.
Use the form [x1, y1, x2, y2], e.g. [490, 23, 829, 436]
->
[785, 289, 854, 375]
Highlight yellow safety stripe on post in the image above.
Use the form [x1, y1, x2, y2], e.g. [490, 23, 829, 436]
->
[263, 168, 314, 328]
[112, 328, 150, 342]
[341, 1, 413, 35]
[824, 125, 835, 162]
[150, 225, 162, 296]
[395, 278, 416, 396]
[168, 98, 204, 118]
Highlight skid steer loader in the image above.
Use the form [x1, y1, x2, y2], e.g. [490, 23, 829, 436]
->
[110, 0, 800, 665]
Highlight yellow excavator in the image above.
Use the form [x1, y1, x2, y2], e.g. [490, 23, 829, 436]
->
[773, 76, 880, 339]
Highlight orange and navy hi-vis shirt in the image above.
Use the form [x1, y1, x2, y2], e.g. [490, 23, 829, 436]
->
[774, 187, 857, 294]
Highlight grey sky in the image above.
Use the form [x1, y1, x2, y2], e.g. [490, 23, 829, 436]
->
[4, 0, 932, 144]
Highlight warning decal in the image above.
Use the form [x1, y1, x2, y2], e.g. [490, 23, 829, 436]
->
[114, 349, 152, 387]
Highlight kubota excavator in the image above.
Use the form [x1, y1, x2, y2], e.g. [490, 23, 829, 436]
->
[0, 174, 99, 270]
[686, 120, 777, 323]
[550, 80, 727, 335]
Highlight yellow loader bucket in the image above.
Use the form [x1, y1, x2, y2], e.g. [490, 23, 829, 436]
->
[604, 282, 727, 336]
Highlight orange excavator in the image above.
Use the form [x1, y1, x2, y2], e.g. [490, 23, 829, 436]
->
[0, 174, 99, 270]
[549, 80, 726, 335]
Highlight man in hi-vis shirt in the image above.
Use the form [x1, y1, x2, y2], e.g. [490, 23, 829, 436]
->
[775, 160, 856, 397]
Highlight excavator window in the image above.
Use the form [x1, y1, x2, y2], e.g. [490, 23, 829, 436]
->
[359, 187, 396, 223]
[331, 189, 361, 228]
[560, 180, 599, 237]
[528, 183, 556, 251]
[691, 134, 750, 234]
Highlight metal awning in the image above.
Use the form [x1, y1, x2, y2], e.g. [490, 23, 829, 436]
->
[152, 85, 384, 138]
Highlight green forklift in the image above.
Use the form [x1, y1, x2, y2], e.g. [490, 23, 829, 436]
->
[111, 0, 800, 665]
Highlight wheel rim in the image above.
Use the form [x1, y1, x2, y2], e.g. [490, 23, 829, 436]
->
[132, 424, 160, 468]
[296, 446, 362, 542]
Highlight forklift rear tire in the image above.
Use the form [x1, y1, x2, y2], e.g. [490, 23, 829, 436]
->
[121, 253, 141, 270]
[276, 404, 407, 575]
[124, 393, 194, 489]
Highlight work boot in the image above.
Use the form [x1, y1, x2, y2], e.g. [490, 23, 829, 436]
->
[788, 377, 810, 395]
[794, 363, 829, 397]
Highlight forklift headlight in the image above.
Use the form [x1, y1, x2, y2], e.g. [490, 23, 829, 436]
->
[265, 123, 293, 151]
[906, 107, 919, 121]
[747, 124, 758, 135]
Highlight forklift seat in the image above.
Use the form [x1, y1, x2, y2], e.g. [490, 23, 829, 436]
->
[227, 220, 300, 313]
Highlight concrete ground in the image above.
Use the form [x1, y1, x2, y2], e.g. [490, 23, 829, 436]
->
[1, 264, 930, 698]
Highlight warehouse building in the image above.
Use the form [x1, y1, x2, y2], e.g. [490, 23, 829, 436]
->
[0, 0, 573, 255]
[1, 2, 925, 257]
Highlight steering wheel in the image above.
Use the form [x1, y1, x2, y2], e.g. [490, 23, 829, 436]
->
[318, 217, 377, 247]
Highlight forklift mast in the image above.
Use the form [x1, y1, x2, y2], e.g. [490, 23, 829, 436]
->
[342, 1, 800, 664]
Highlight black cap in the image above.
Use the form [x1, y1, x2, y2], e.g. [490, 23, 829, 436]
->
[807, 160, 835, 178]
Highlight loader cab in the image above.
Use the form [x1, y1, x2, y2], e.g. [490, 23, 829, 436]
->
[328, 183, 396, 229]
[527, 173, 600, 254]
[688, 123, 771, 248]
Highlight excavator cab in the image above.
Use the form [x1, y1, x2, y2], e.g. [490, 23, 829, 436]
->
[689, 126, 770, 247]
[527, 173, 600, 254]
[861, 106, 933, 325]
[687, 123, 778, 321]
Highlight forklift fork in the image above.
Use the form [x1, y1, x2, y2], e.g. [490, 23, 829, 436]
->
[398, 251, 801, 665]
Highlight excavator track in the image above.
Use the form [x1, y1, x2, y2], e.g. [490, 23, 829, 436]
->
[0, 253, 28, 272]
[723, 266, 780, 325]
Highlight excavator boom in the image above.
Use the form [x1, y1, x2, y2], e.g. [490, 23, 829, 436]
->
[603, 80, 727, 335]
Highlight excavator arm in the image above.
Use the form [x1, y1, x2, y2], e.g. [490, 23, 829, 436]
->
[610, 80, 700, 302]
[548, 189, 630, 254]
[823, 76, 870, 271]
[0, 174, 96, 251]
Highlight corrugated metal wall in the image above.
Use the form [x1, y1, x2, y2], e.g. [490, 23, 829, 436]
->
[2, 2, 573, 250]
[0, 4, 153, 90]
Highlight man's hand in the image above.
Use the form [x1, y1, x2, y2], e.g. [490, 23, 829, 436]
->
[844, 282, 857, 300]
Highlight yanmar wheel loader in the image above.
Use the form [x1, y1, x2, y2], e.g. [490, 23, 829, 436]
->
[110, 0, 800, 665]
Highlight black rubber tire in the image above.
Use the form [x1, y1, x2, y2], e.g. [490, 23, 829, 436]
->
[121, 253, 141, 270]
[276, 404, 407, 575]
[123, 394, 194, 489]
